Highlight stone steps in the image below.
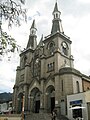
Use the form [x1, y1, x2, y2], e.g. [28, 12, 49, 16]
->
[25, 113, 52, 120]
[25, 113, 70, 120]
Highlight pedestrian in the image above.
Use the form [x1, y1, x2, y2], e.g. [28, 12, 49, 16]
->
[51, 109, 57, 120]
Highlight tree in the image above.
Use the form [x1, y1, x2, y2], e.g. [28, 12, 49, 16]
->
[0, 0, 26, 27]
[0, 25, 20, 56]
[0, 0, 26, 57]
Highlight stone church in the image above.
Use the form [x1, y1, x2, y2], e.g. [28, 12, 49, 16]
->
[13, 2, 90, 118]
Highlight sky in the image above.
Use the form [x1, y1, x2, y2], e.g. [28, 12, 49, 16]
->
[0, 0, 90, 93]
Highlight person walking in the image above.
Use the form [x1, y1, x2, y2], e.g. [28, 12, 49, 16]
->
[52, 109, 57, 120]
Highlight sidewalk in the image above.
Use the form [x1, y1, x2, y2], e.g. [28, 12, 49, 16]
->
[0, 114, 21, 120]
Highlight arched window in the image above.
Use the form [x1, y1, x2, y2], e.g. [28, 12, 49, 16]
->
[48, 42, 55, 55]
[34, 58, 40, 77]
[76, 81, 80, 93]
[56, 13, 58, 18]
[21, 55, 27, 68]
[47, 62, 55, 72]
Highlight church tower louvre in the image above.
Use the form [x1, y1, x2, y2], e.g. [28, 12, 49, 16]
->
[13, 1, 90, 119]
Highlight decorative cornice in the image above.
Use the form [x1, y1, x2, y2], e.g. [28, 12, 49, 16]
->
[59, 67, 82, 77]
[16, 66, 21, 71]
[13, 85, 19, 89]
[40, 77, 46, 81]
[25, 63, 30, 67]
[54, 72, 60, 76]
[19, 82, 30, 86]
[44, 32, 71, 44]
[20, 48, 34, 56]
[40, 54, 46, 59]
[82, 74, 90, 81]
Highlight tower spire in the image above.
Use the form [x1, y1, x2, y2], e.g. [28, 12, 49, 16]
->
[30, 19, 37, 35]
[27, 20, 37, 50]
[53, 1, 58, 13]
[51, 1, 64, 34]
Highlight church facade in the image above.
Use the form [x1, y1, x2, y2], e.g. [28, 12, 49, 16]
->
[13, 2, 90, 118]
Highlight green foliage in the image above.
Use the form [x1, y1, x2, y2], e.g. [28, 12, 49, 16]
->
[0, 0, 26, 27]
[0, 0, 26, 57]
[0, 30, 20, 56]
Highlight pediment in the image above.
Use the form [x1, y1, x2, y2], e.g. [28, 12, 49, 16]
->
[30, 78, 40, 90]
[45, 73, 55, 85]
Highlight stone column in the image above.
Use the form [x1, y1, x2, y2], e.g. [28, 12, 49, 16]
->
[44, 92, 49, 112]
[13, 86, 18, 113]
[14, 66, 20, 113]
[24, 85, 29, 112]
[23, 63, 30, 112]
[15, 66, 20, 84]
[55, 75, 61, 115]
[16, 94, 20, 114]
[39, 55, 46, 112]
[24, 63, 30, 83]
[54, 52, 61, 115]
[40, 79, 45, 112]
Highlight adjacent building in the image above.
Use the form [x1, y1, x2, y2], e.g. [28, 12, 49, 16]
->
[13, 2, 90, 119]
[0, 101, 12, 114]
[67, 90, 90, 120]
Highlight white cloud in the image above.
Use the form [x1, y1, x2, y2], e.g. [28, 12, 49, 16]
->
[62, 11, 90, 76]
[78, 0, 90, 4]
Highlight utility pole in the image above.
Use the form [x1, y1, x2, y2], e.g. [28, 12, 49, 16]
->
[21, 92, 25, 120]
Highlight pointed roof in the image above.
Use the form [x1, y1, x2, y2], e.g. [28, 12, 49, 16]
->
[53, 2, 58, 13]
[51, 2, 64, 34]
[26, 20, 37, 49]
[38, 34, 44, 47]
[30, 19, 36, 29]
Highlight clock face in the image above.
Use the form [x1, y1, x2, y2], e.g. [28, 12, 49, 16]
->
[62, 42, 67, 48]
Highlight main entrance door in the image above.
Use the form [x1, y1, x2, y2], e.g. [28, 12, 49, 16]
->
[30, 87, 40, 113]
[51, 97, 55, 112]
[17, 93, 23, 113]
[46, 85, 55, 113]
[35, 100, 40, 113]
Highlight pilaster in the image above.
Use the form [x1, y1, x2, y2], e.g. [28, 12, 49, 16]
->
[16, 66, 20, 84]
[55, 75, 61, 115]
[13, 87, 18, 113]
[24, 63, 30, 83]
[40, 79, 45, 112]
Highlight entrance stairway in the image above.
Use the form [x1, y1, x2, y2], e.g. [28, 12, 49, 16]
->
[25, 113, 70, 120]
[26, 113, 51, 120]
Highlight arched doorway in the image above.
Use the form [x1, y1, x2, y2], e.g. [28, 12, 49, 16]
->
[46, 85, 55, 113]
[30, 87, 40, 113]
[17, 93, 23, 113]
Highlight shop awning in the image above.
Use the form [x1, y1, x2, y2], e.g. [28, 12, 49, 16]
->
[69, 106, 85, 110]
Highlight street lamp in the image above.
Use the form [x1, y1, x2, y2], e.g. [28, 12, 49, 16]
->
[28, 95, 30, 112]
[21, 92, 25, 120]
[17, 97, 20, 114]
